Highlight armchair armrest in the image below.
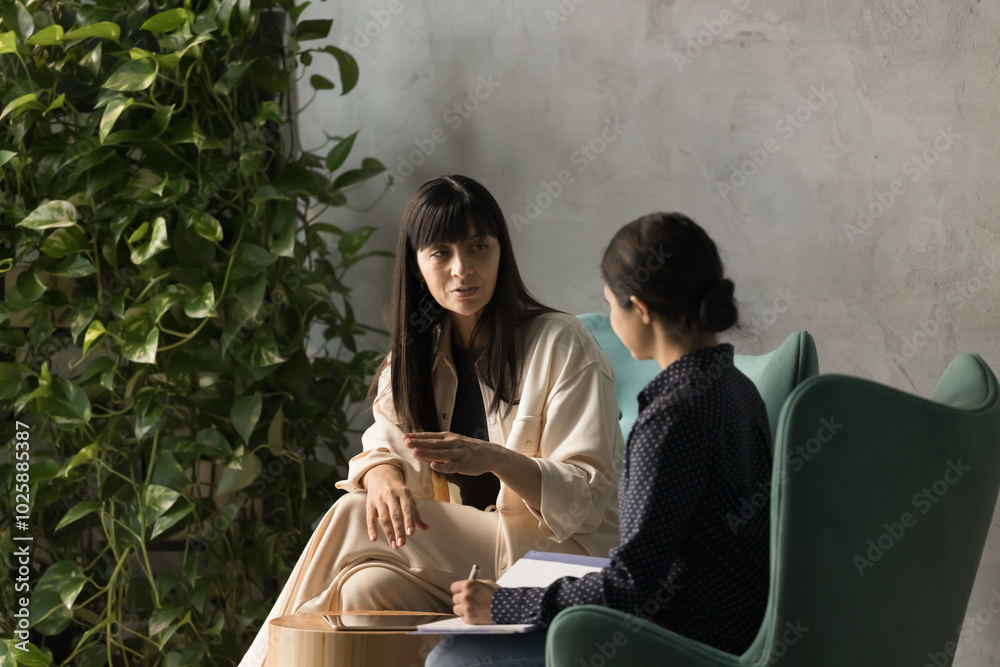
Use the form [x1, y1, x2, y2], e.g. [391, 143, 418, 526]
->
[546, 606, 743, 667]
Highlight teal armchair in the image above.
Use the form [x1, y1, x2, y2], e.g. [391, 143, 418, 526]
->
[576, 313, 819, 440]
[546, 354, 1000, 666]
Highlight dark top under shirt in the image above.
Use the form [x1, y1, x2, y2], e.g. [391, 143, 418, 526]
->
[491, 344, 772, 655]
[447, 341, 501, 511]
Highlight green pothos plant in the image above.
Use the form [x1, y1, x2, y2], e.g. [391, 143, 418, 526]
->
[0, 0, 392, 664]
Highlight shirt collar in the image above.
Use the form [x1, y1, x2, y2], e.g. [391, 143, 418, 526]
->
[638, 343, 736, 404]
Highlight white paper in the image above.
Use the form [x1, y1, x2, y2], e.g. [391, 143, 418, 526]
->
[410, 616, 536, 635]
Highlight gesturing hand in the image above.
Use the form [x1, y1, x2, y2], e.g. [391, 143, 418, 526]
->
[404, 431, 502, 477]
[363, 464, 430, 550]
[450, 578, 500, 625]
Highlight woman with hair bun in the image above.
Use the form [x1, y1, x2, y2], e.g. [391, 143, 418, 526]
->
[431, 212, 772, 666]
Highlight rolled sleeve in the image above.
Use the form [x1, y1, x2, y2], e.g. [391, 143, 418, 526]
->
[525, 360, 620, 542]
[335, 367, 426, 496]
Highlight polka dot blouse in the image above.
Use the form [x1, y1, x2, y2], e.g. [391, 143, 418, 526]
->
[491, 343, 773, 655]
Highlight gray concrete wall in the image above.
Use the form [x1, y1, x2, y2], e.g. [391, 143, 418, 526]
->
[294, 1, 1000, 663]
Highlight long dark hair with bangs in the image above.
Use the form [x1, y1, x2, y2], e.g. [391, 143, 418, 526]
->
[371, 174, 556, 433]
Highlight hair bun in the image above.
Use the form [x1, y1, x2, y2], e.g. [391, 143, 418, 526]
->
[696, 279, 738, 333]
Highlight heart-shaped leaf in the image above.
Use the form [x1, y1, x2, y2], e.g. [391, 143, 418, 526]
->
[216, 450, 261, 495]
[27, 24, 63, 45]
[184, 282, 216, 319]
[17, 200, 77, 230]
[141, 8, 193, 33]
[100, 96, 133, 143]
[55, 500, 101, 531]
[325, 130, 358, 172]
[40, 225, 87, 258]
[130, 216, 170, 264]
[230, 392, 261, 444]
[103, 58, 157, 92]
[65, 21, 120, 43]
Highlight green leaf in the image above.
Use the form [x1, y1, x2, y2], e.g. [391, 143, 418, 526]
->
[247, 328, 286, 367]
[65, 21, 121, 43]
[0, 92, 43, 121]
[16, 269, 45, 301]
[149, 604, 181, 637]
[29, 591, 73, 635]
[40, 225, 88, 258]
[158, 611, 192, 650]
[103, 58, 157, 92]
[325, 130, 358, 172]
[18, 200, 77, 230]
[0, 149, 16, 167]
[239, 150, 266, 177]
[249, 184, 288, 205]
[1, 2, 33, 40]
[50, 377, 92, 426]
[151, 501, 194, 539]
[55, 500, 101, 531]
[141, 9, 193, 33]
[267, 404, 284, 455]
[184, 282, 216, 318]
[27, 24, 63, 45]
[50, 255, 96, 278]
[61, 444, 97, 476]
[131, 216, 170, 264]
[253, 100, 284, 127]
[142, 484, 181, 526]
[45, 93, 66, 114]
[216, 450, 261, 495]
[295, 18, 332, 41]
[338, 226, 378, 260]
[100, 96, 133, 143]
[0, 32, 16, 55]
[152, 450, 190, 492]
[269, 200, 296, 257]
[194, 428, 232, 458]
[230, 243, 274, 281]
[0, 363, 21, 401]
[310, 74, 334, 90]
[129, 221, 150, 244]
[36, 560, 87, 609]
[1, 640, 50, 666]
[121, 319, 159, 364]
[70, 300, 97, 341]
[82, 320, 106, 357]
[320, 45, 359, 95]
[231, 391, 261, 444]
[215, 58, 256, 96]
[190, 210, 223, 242]
[333, 164, 384, 190]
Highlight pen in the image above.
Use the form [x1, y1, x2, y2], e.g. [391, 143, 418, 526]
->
[467, 564, 480, 580]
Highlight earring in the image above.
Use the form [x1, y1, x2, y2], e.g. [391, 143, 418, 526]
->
[417, 282, 435, 328]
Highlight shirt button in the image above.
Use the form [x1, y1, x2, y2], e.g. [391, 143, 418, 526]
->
[490, 417, 497, 425]
[442, 412, 448, 420]
[500, 563, 507, 570]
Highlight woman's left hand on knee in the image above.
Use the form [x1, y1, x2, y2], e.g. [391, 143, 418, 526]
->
[404, 431, 501, 477]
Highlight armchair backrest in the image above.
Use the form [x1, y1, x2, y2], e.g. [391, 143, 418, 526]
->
[576, 313, 818, 442]
[748, 354, 1000, 666]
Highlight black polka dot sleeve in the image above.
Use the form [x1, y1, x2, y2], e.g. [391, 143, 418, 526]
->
[491, 344, 772, 655]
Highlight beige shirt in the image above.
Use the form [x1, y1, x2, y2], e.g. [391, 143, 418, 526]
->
[336, 312, 624, 573]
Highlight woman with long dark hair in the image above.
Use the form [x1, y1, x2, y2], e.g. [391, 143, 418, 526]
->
[238, 175, 623, 667]
[428, 212, 772, 666]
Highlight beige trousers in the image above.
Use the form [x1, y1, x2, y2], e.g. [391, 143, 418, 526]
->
[237, 492, 500, 667]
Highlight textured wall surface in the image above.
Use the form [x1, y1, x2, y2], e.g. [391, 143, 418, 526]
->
[295, 1, 1000, 663]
